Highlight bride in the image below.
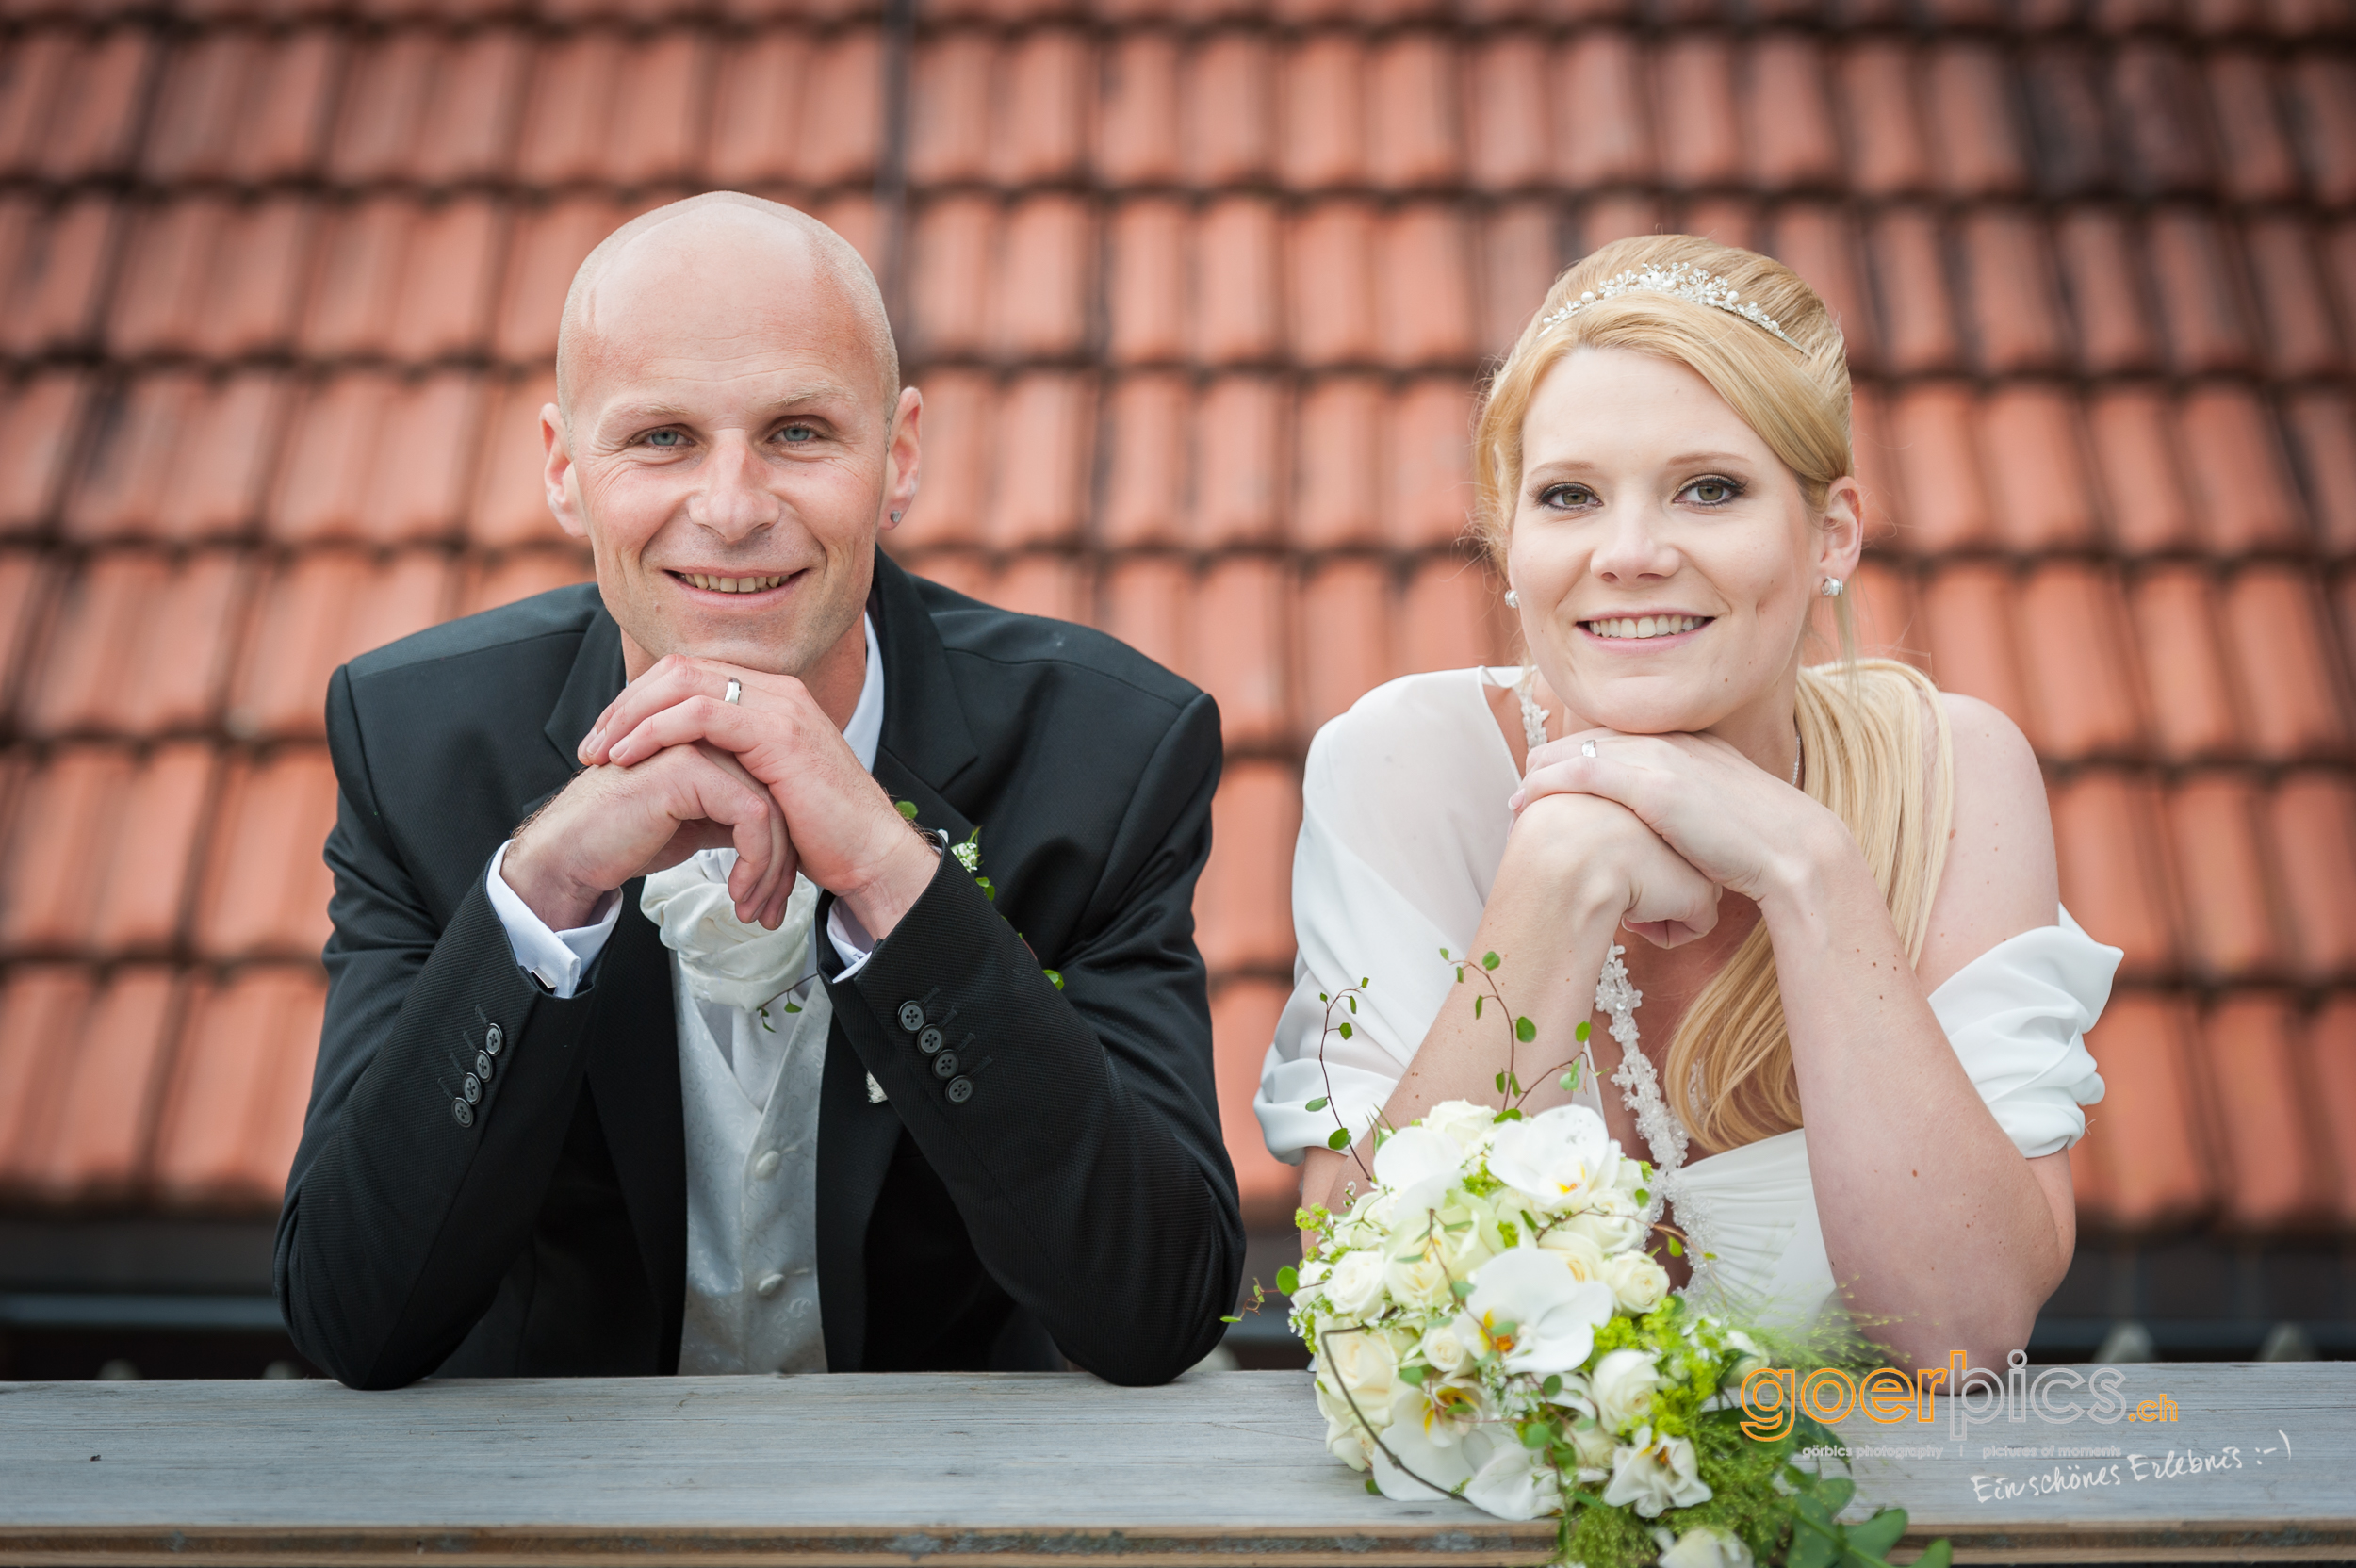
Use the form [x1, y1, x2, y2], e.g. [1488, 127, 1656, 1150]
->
[1254, 235, 2117, 1369]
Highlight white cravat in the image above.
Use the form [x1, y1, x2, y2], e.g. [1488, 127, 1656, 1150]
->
[485, 613, 886, 1374]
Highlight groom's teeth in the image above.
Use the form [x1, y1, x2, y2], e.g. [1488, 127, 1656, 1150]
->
[685, 573, 785, 593]
[1587, 615, 1706, 640]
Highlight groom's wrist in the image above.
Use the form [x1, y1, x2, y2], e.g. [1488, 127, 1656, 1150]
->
[501, 830, 614, 931]
[835, 827, 943, 943]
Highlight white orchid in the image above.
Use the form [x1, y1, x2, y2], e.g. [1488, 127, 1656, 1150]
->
[1460, 1248, 1615, 1376]
[1370, 1123, 1469, 1214]
[1657, 1524, 1756, 1568]
[1463, 1440, 1560, 1521]
[1600, 1426, 1711, 1517]
[1485, 1104, 1622, 1213]
[1369, 1388, 1501, 1502]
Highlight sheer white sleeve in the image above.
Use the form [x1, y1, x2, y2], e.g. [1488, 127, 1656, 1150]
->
[1927, 906, 2119, 1158]
[1253, 670, 1522, 1166]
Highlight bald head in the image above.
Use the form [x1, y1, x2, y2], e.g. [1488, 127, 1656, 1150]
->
[555, 192, 899, 431]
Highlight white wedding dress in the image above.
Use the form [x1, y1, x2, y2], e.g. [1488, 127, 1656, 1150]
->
[1253, 667, 2120, 1330]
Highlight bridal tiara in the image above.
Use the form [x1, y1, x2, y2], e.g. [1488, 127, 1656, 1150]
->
[1538, 261, 1804, 351]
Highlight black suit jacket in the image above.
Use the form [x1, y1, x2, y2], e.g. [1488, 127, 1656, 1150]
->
[275, 552, 1244, 1389]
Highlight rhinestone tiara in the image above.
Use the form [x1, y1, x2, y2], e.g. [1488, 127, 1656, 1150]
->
[1538, 261, 1803, 351]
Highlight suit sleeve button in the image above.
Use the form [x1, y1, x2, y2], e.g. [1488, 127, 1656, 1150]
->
[932, 1052, 959, 1079]
[452, 1098, 475, 1128]
[463, 1073, 483, 1104]
[475, 1050, 495, 1080]
[485, 1023, 503, 1055]
[896, 1002, 926, 1032]
[917, 1025, 944, 1054]
[945, 1077, 973, 1103]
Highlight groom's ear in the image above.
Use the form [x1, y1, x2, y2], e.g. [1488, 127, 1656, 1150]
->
[1816, 476, 1865, 580]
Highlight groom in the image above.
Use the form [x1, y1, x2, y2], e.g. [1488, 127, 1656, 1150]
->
[275, 193, 1243, 1390]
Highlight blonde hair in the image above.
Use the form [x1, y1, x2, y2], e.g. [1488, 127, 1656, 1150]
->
[1473, 235, 1955, 1150]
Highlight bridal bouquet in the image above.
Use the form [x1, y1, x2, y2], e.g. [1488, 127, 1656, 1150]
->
[1284, 963, 1948, 1568]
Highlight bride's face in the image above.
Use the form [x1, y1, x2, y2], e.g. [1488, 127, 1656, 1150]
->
[1505, 346, 1858, 747]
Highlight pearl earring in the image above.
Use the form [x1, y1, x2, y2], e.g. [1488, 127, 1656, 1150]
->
[1504, 588, 1520, 608]
[1820, 577, 1843, 597]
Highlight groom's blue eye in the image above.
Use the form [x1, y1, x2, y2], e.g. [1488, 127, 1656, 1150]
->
[646, 430, 683, 448]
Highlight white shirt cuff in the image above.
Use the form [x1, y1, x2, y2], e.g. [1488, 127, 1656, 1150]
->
[486, 840, 622, 999]
[827, 899, 876, 980]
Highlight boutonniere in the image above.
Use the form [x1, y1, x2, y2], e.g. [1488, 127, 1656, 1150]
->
[896, 803, 1062, 991]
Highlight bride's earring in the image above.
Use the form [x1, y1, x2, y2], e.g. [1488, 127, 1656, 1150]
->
[1504, 588, 1520, 608]
[1820, 577, 1843, 597]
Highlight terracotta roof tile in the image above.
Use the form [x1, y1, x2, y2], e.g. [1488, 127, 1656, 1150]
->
[1100, 554, 1191, 673]
[1888, 383, 1992, 552]
[2266, 773, 2356, 982]
[990, 196, 1092, 359]
[1379, 205, 1475, 368]
[2018, 562, 2145, 760]
[1982, 384, 2100, 550]
[2071, 992, 2212, 1230]
[2205, 54, 2300, 203]
[1868, 207, 1960, 375]
[2128, 564, 2242, 761]
[0, 550, 47, 708]
[2088, 386, 2197, 553]
[1677, 196, 1759, 254]
[24, 549, 247, 737]
[1094, 31, 1182, 187]
[1099, 373, 1187, 548]
[1277, 33, 1365, 191]
[460, 547, 593, 618]
[1769, 204, 1876, 372]
[994, 28, 1091, 186]
[494, 196, 626, 364]
[2242, 216, 2345, 379]
[151, 968, 325, 1212]
[90, 743, 218, 954]
[1286, 201, 1378, 368]
[908, 31, 993, 187]
[2050, 769, 2181, 979]
[1921, 563, 2032, 745]
[1554, 32, 1652, 188]
[298, 196, 408, 358]
[2021, 46, 2116, 198]
[1841, 558, 1921, 663]
[0, 32, 78, 174]
[705, 31, 810, 187]
[1, 196, 117, 357]
[1402, 554, 1504, 674]
[466, 372, 560, 551]
[1293, 376, 1383, 550]
[1210, 977, 1295, 1223]
[1466, 35, 1550, 192]
[2217, 565, 2349, 760]
[2113, 41, 2217, 197]
[1193, 197, 1284, 364]
[226, 550, 452, 740]
[0, 371, 90, 532]
[380, 196, 503, 363]
[899, 547, 988, 600]
[2330, 221, 2356, 346]
[1198, 760, 1300, 973]
[1186, 31, 1275, 187]
[902, 369, 990, 548]
[1579, 192, 1666, 253]
[2285, 392, 2356, 557]
[1741, 34, 1839, 193]
[0, 746, 133, 954]
[2148, 208, 2256, 376]
[2282, 58, 2356, 206]
[184, 198, 311, 361]
[1846, 383, 1902, 543]
[908, 195, 994, 362]
[107, 197, 227, 358]
[1191, 557, 1290, 745]
[1959, 211, 2069, 374]
[2055, 210, 2163, 374]
[2310, 996, 2356, 1227]
[794, 29, 883, 188]
[2167, 773, 2283, 980]
[1481, 201, 1561, 357]
[34, 28, 150, 180]
[1924, 42, 2029, 198]
[2202, 992, 2331, 1230]
[1298, 557, 1394, 734]
[1368, 33, 1461, 191]
[1193, 376, 1286, 547]
[18, 965, 178, 1205]
[1385, 378, 1475, 549]
[0, 967, 96, 1200]
[1836, 41, 1928, 199]
[195, 746, 340, 959]
[615, 29, 709, 187]
[1654, 35, 1741, 191]
[2180, 384, 2303, 552]
[270, 371, 482, 546]
[982, 553, 1088, 623]
[324, 30, 437, 183]
[516, 31, 635, 187]
[1104, 199, 1186, 366]
[418, 29, 532, 186]
[988, 374, 1092, 549]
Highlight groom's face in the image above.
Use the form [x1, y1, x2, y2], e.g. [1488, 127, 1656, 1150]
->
[1506, 346, 1854, 739]
[543, 208, 917, 682]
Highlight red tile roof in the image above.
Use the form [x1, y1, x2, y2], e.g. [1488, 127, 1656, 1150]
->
[0, 5, 2348, 1247]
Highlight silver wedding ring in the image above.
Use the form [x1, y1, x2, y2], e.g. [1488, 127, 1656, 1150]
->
[722, 678, 743, 706]
[1580, 739, 1598, 759]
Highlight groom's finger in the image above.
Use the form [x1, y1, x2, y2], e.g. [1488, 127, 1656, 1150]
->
[584, 655, 778, 766]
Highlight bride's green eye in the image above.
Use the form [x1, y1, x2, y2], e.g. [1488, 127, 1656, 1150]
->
[1682, 476, 1742, 505]
[1539, 482, 1596, 510]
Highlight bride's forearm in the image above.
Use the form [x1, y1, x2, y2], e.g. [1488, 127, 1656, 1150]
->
[1758, 825, 2068, 1366]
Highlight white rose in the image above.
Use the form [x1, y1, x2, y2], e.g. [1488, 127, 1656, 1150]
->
[1323, 1250, 1389, 1319]
[1486, 1103, 1622, 1212]
[1600, 1427, 1711, 1518]
[1658, 1525, 1756, 1568]
[1569, 1418, 1618, 1482]
[1723, 1329, 1769, 1382]
[1320, 1327, 1399, 1423]
[1421, 1098, 1499, 1153]
[1314, 1376, 1374, 1468]
[1602, 1251, 1671, 1315]
[1419, 1321, 1473, 1378]
[1385, 1253, 1457, 1314]
[1562, 1190, 1647, 1254]
[1590, 1348, 1662, 1434]
[1537, 1226, 1610, 1284]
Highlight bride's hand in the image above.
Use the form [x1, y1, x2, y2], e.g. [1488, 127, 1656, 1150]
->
[1513, 728, 1832, 905]
[1505, 791, 1721, 948]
